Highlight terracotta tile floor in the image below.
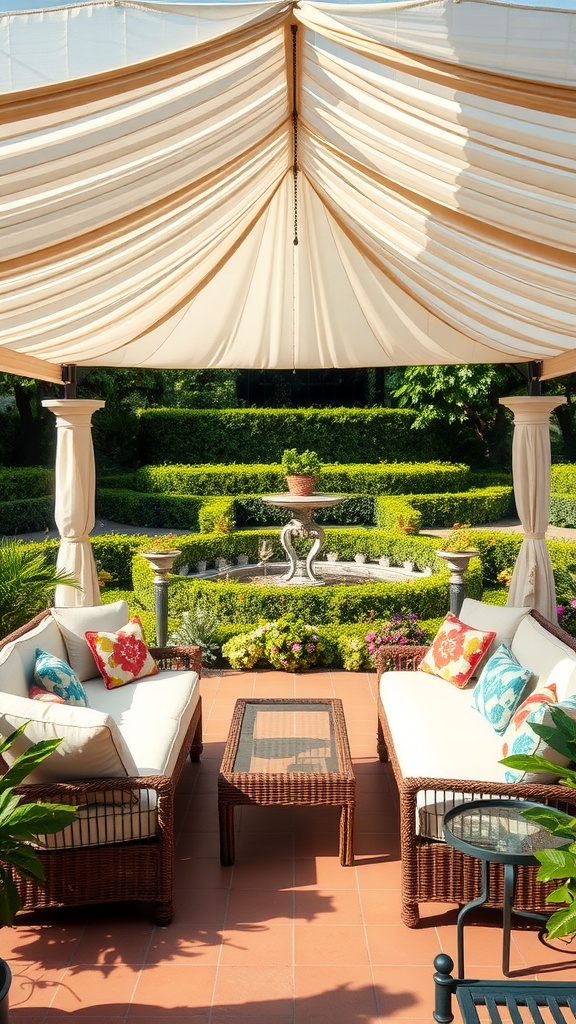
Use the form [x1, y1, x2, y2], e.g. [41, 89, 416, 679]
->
[1, 669, 575, 1023]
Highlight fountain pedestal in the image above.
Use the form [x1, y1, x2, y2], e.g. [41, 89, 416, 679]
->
[261, 493, 345, 585]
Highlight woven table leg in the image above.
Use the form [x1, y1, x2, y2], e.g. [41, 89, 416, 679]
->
[339, 803, 355, 866]
[219, 801, 235, 866]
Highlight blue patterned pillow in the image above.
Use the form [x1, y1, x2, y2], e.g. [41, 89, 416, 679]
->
[33, 649, 89, 707]
[471, 643, 531, 735]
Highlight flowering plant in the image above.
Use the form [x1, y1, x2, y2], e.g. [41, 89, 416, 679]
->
[556, 600, 576, 638]
[221, 631, 266, 670]
[222, 616, 324, 672]
[496, 567, 514, 587]
[340, 636, 370, 672]
[263, 615, 324, 671]
[365, 611, 427, 665]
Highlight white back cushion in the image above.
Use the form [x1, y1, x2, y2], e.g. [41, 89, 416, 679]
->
[51, 601, 129, 681]
[0, 616, 67, 697]
[459, 599, 531, 665]
[511, 614, 576, 700]
[0, 691, 138, 781]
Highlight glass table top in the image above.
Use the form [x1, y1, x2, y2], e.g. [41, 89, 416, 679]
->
[443, 799, 569, 862]
[232, 701, 338, 774]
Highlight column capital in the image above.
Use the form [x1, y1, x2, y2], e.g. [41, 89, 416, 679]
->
[499, 395, 566, 424]
[42, 399, 105, 428]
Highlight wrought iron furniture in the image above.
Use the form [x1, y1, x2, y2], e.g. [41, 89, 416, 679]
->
[442, 798, 567, 977]
[218, 697, 355, 865]
[433, 954, 576, 1024]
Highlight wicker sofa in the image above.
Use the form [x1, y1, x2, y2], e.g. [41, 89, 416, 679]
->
[376, 599, 576, 927]
[0, 601, 202, 924]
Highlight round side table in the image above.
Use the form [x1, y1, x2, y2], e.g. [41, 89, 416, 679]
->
[443, 798, 567, 978]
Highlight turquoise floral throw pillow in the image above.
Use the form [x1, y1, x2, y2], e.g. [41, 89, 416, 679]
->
[471, 643, 531, 735]
[33, 649, 90, 707]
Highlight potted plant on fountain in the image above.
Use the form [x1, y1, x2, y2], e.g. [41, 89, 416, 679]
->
[0, 726, 78, 1021]
[281, 449, 322, 496]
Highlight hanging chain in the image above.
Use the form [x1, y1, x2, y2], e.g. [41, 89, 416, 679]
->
[291, 24, 299, 247]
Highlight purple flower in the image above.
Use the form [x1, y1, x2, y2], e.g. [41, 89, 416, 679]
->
[292, 642, 302, 652]
[570, 599, 576, 610]
[557, 605, 566, 617]
[306, 643, 316, 653]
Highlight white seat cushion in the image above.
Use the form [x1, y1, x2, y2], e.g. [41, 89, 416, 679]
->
[83, 669, 200, 776]
[0, 691, 138, 781]
[380, 669, 508, 784]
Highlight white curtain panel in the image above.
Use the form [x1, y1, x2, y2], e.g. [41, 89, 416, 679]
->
[0, 0, 575, 379]
[43, 400, 105, 608]
[500, 396, 566, 623]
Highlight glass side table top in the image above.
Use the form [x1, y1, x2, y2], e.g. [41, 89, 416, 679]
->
[443, 798, 569, 865]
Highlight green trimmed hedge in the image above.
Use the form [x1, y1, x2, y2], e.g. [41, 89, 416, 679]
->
[133, 461, 470, 497]
[135, 570, 456, 627]
[198, 498, 236, 533]
[136, 407, 451, 465]
[0, 467, 54, 500]
[551, 465, 576, 494]
[550, 495, 576, 528]
[406, 487, 515, 528]
[96, 489, 203, 531]
[0, 497, 54, 535]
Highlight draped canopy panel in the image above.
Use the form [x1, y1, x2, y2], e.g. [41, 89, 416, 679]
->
[0, 0, 574, 381]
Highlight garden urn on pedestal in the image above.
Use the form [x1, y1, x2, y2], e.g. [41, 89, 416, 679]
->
[140, 548, 181, 647]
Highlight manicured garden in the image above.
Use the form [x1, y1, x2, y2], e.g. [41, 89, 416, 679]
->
[2, 406, 576, 672]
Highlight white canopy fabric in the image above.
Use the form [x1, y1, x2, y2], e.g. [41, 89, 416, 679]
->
[1, 0, 575, 382]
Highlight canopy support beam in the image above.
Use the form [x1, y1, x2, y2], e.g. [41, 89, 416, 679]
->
[528, 361, 543, 397]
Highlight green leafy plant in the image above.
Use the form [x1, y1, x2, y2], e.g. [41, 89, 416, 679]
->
[221, 629, 267, 670]
[339, 636, 370, 672]
[0, 725, 78, 926]
[501, 705, 576, 940]
[141, 533, 180, 553]
[281, 449, 322, 477]
[0, 537, 80, 637]
[170, 604, 221, 665]
[440, 523, 476, 552]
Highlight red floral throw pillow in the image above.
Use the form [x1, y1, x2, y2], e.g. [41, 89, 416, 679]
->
[419, 612, 496, 688]
[29, 684, 66, 704]
[84, 616, 158, 689]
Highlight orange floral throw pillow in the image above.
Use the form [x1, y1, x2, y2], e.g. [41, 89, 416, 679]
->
[419, 612, 496, 688]
[84, 616, 158, 690]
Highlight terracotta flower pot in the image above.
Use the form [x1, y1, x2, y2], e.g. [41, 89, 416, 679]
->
[286, 474, 316, 496]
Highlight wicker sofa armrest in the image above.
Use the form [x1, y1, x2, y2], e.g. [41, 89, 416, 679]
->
[150, 644, 202, 675]
[375, 644, 428, 675]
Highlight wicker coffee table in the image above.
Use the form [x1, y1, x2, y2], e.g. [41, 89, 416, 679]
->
[218, 698, 356, 866]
